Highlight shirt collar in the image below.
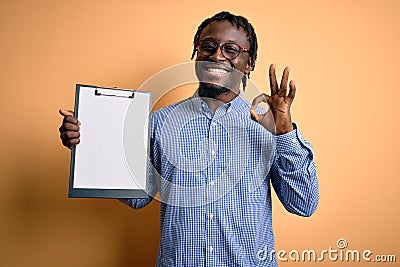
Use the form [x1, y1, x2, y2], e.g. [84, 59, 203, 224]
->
[190, 90, 248, 115]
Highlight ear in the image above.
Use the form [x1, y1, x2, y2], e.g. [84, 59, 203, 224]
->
[245, 57, 253, 75]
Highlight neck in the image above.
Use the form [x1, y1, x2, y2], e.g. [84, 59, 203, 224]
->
[215, 90, 238, 103]
[199, 88, 238, 113]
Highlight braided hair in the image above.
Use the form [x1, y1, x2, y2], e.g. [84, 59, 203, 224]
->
[191, 11, 258, 89]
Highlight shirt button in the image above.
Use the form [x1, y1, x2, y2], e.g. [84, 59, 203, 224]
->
[211, 149, 216, 155]
[209, 213, 214, 220]
[291, 138, 297, 143]
[209, 246, 214, 252]
[212, 122, 217, 126]
[210, 181, 215, 186]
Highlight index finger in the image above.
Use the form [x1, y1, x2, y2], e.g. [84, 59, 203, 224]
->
[269, 64, 278, 95]
[63, 116, 80, 125]
[251, 93, 269, 109]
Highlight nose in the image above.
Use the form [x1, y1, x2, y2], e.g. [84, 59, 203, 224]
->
[209, 45, 225, 62]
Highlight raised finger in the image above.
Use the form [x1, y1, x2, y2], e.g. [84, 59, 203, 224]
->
[279, 67, 290, 96]
[288, 80, 296, 99]
[269, 64, 278, 95]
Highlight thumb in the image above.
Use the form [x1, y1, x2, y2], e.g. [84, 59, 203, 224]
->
[249, 108, 260, 122]
[59, 109, 74, 117]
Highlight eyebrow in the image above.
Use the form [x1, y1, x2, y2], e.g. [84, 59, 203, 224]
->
[200, 37, 239, 44]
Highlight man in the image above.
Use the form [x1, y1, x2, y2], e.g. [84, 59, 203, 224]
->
[59, 11, 318, 266]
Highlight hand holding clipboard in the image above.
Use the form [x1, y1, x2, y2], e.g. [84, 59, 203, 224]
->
[59, 109, 80, 148]
[59, 84, 152, 198]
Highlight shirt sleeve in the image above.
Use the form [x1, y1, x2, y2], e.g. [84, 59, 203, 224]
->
[270, 124, 319, 216]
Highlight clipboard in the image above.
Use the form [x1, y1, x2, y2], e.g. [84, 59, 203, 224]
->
[69, 84, 152, 198]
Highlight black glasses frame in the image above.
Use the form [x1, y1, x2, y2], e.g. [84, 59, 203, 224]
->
[196, 39, 249, 60]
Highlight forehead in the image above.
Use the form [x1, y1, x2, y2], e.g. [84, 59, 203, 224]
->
[199, 20, 250, 47]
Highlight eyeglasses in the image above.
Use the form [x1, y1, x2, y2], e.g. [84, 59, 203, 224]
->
[196, 39, 249, 60]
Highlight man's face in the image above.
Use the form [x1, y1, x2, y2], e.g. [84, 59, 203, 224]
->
[195, 20, 252, 96]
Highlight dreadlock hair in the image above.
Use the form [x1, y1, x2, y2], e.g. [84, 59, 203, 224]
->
[191, 11, 258, 90]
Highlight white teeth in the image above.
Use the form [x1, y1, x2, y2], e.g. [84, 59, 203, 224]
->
[207, 68, 228, 74]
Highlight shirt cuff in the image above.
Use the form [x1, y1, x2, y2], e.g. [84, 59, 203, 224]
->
[276, 123, 304, 152]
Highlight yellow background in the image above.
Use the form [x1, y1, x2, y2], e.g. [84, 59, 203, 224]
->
[1, 0, 399, 266]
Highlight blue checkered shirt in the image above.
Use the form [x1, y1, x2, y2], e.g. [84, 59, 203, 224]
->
[125, 93, 319, 266]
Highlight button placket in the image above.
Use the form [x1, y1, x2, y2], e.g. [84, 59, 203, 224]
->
[205, 117, 217, 264]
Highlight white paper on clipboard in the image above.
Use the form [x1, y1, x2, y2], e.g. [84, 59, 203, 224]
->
[69, 84, 152, 198]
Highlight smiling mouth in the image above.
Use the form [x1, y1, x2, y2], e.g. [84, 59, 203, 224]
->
[206, 67, 229, 75]
[201, 62, 232, 75]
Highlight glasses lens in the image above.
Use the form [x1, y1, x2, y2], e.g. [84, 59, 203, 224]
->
[198, 40, 217, 57]
[221, 43, 240, 59]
